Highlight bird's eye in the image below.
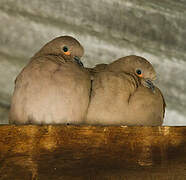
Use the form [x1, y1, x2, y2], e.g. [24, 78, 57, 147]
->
[136, 69, 142, 75]
[63, 46, 68, 52]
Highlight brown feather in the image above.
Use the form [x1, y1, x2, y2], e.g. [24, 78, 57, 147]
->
[86, 55, 165, 126]
[9, 36, 91, 124]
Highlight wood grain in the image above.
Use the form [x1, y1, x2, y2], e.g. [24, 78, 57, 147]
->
[0, 125, 186, 179]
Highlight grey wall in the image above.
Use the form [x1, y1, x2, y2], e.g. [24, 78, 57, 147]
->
[0, 0, 186, 125]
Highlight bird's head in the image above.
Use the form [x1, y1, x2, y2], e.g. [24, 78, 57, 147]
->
[108, 55, 156, 91]
[34, 36, 84, 66]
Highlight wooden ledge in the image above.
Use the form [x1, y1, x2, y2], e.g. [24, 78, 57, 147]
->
[0, 125, 186, 179]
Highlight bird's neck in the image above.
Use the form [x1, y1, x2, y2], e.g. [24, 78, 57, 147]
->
[31, 53, 67, 65]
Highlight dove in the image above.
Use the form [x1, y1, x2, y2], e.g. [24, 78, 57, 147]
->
[9, 36, 91, 124]
[86, 55, 165, 126]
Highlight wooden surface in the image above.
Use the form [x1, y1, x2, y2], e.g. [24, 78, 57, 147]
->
[1, 0, 186, 125]
[0, 125, 186, 179]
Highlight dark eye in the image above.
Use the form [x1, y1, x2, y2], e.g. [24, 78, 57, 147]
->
[136, 69, 142, 75]
[63, 46, 68, 52]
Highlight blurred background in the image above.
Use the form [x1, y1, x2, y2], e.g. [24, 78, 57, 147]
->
[0, 0, 185, 125]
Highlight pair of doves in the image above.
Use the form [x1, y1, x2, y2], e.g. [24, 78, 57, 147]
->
[9, 36, 165, 126]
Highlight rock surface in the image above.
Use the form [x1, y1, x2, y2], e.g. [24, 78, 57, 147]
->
[0, 0, 186, 125]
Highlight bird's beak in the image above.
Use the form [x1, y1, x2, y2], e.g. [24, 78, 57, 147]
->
[74, 56, 84, 67]
[145, 79, 155, 92]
